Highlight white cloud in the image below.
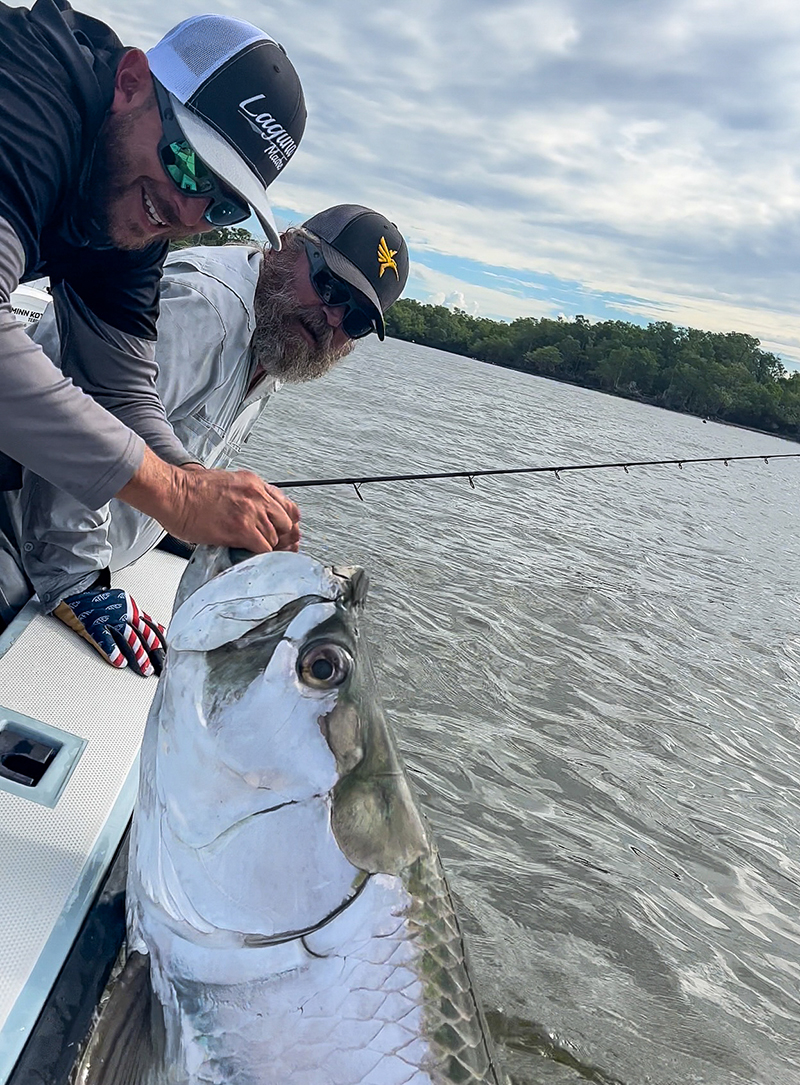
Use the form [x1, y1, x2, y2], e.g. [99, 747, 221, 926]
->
[23, 0, 800, 361]
[410, 263, 552, 321]
[443, 291, 475, 314]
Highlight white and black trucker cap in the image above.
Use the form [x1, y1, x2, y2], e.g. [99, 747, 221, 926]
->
[302, 205, 409, 340]
[147, 15, 306, 248]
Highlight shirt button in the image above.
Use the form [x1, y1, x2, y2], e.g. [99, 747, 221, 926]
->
[23, 542, 34, 553]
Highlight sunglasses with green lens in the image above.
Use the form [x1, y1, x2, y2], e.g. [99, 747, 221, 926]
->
[153, 80, 251, 228]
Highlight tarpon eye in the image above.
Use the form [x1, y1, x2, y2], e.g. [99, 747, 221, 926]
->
[298, 643, 352, 689]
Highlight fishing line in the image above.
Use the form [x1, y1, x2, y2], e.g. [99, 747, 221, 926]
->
[272, 452, 800, 499]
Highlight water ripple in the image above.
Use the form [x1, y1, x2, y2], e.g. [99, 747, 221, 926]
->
[238, 340, 800, 1085]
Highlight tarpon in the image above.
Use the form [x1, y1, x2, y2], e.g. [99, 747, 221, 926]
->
[75, 548, 502, 1085]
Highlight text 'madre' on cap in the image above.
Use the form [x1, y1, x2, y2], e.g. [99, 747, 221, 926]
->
[147, 14, 307, 248]
[301, 205, 409, 340]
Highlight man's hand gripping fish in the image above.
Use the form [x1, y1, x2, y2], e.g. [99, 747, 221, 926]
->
[75, 548, 503, 1085]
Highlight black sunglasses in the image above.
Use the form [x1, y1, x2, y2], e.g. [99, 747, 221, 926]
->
[153, 81, 251, 228]
[303, 239, 378, 340]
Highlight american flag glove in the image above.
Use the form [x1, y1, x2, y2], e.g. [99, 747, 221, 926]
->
[54, 587, 166, 677]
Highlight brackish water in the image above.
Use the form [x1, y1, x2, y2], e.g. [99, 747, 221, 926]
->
[237, 338, 800, 1085]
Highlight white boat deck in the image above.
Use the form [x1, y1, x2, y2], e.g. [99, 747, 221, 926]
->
[0, 549, 187, 1084]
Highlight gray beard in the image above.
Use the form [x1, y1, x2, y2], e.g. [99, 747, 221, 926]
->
[251, 248, 354, 384]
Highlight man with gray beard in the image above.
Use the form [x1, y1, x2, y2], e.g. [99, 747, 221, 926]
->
[0, 205, 408, 673]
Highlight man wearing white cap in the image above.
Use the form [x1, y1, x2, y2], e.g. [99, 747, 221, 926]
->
[0, 0, 307, 571]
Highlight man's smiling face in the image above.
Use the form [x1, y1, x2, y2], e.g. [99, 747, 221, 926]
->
[89, 50, 216, 251]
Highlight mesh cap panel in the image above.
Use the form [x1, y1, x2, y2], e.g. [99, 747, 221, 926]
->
[149, 16, 269, 102]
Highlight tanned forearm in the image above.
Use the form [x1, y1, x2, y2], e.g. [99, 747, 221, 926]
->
[116, 446, 301, 553]
[116, 445, 183, 525]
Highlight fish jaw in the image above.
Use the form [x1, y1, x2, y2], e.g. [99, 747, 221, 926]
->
[131, 794, 365, 946]
[168, 549, 346, 651]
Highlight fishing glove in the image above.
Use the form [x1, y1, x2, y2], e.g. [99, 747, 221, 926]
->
[54, 582, 166, 677]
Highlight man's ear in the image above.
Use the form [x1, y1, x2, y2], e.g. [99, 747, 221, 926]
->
[110, 49, 154, 114]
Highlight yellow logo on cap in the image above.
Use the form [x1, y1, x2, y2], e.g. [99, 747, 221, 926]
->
[377, 236, 399, 279]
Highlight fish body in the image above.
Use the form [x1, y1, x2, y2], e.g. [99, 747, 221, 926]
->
[77, 549, 501, 1085]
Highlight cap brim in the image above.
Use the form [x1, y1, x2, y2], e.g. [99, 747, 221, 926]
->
[307, 233, 386, 339]
[171, 95, 281, 249]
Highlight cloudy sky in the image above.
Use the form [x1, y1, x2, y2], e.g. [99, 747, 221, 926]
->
[70, 0, 800, 365]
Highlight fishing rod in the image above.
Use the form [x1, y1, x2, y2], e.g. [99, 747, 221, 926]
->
[273, 451, 800, 499]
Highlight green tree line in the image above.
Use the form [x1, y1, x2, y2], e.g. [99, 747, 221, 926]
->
[384, 299, 800, 440]
[169, 226, 258, 250]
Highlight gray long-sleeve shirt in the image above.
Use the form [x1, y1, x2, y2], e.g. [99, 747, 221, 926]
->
[9, 245, 276, 609]
[0, 0, 194, 507]
[0, 218, 195, 506]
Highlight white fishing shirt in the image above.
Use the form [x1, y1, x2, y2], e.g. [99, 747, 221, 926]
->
[11, 245, 278, 610]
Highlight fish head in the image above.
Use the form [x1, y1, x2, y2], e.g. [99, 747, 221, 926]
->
[163, 549, 368, 826]
[132, 549, 428, 944]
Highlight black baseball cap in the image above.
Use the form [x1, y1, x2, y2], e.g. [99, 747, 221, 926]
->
[301, 205, 409, 340]
[147, 15, 306, 249]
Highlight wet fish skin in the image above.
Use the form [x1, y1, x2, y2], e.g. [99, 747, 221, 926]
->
[78, 549, 503, 1085]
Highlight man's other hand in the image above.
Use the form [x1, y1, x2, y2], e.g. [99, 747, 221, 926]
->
[117, 448, 301, 554]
